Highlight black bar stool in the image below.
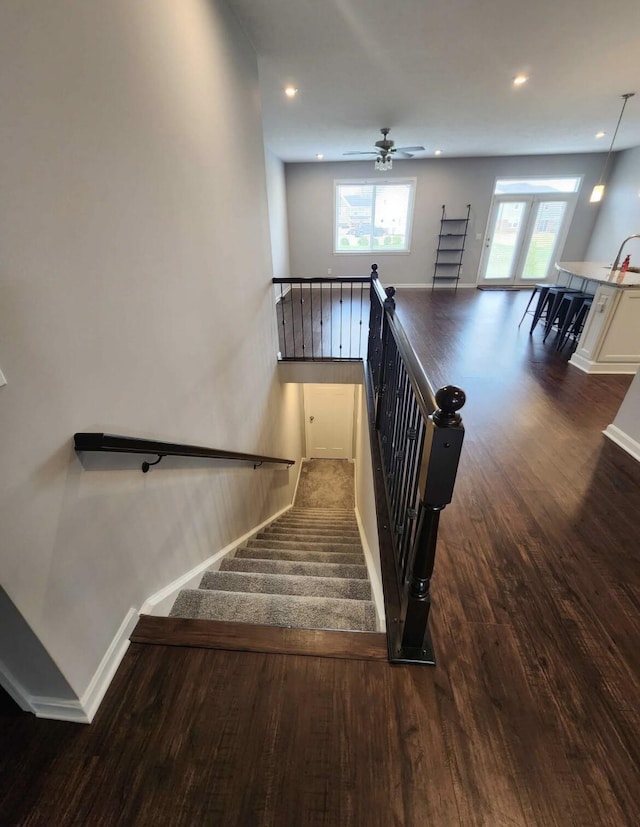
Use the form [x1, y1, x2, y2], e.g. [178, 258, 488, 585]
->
[557, 296, 593, 351]
[518, 284, 551, 328]
[543, 291, 591, 344]
[529, 285, 579, 335]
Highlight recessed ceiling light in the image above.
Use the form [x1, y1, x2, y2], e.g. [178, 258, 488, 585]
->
[513, 74, 528, 86]
[595, 131, 606, 139]
[284, 86, 298, 98]
[434, 149, 442, 156]
[316, 154, 324, 160]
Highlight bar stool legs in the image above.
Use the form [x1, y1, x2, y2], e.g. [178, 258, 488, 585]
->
[518, 284, 550, 328]
[543, 292, 592, 346]
[557, 297, 593, 351]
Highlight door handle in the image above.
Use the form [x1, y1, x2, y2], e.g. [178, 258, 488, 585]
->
[309, 416, 314, 422]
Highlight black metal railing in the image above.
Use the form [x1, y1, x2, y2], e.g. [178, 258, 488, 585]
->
[273, 276, 371, 360]
[270, 264, 465, 663]
[74, 433, 295, 473]
[367, 269, 466, 664]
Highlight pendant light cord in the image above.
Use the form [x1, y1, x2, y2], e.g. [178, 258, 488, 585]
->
[598, 92, 635, 185]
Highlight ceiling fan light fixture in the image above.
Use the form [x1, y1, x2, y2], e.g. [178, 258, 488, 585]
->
[375, 155, 392, 171]
[590, 92, 635, 204]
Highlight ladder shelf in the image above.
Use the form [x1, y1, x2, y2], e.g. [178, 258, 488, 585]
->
[432, 204, 471, 292]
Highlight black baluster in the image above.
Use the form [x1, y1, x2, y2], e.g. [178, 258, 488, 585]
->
[290, 282, 296, 358]
[280, 283, 287, 358]
[300, 283, 305, 355]
[309, 283, 315, 359]
[330, 282, 333, 358]
[359, 282, 364, 358]
[339, 283, 343, 355]
[319, 282, 323, 357]
[349, 282, 353, 358]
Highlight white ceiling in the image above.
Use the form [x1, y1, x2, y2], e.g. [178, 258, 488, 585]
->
[229, 0, 640, 163]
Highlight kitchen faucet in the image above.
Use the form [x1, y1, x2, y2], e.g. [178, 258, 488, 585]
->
[610, 234, 640, 275]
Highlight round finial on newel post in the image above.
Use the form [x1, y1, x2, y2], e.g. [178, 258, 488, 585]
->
[433, 385, 466, 426]
[371, 263, 378, 279]
[384, 285, 396, 312]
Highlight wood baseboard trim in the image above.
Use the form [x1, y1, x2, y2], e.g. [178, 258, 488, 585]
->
[131, 615, 388, 662]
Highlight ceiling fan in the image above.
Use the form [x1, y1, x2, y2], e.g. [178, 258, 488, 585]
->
[343, 128, 425, 161]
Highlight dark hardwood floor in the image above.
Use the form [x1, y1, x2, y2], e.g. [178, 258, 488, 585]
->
[1, 288, 638, 826]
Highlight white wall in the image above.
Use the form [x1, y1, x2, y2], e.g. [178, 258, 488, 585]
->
[0, 1, 303, 709]
[586, 146, 640, 263]
[354, 384, 384, 627]
[285, 153, 605, 286]
[605, 368, 640, 461]
[264, 147, 291, 281]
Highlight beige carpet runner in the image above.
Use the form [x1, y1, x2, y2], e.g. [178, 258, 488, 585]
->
[169, 461, 378, 633]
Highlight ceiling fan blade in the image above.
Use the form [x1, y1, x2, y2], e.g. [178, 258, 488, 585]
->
[394, 146, 425, 153]
[395, 152, 414, 159]
[343, 150, 378, 156]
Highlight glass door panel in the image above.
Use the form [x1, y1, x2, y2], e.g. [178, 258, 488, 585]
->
[481, 199, 530, 282]
[519, 201, 568, 282]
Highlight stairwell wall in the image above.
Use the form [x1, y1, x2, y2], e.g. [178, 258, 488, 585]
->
[0, 0, 303, 716]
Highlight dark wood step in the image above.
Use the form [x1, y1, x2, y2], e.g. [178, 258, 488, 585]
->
[132, 615, 388, 661]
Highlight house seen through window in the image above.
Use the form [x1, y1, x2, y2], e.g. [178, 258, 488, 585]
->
[335, 180, 415, 253]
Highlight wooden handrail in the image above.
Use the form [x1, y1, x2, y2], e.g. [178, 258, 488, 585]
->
[273, 276, 371, 284]
[74, 433, 295, 473]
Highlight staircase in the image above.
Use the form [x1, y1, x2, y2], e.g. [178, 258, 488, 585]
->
[169, 504, 378, 633]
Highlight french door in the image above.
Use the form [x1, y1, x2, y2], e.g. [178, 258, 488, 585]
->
[478, 194, 576, 287]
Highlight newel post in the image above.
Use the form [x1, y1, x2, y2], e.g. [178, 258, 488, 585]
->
[399, 385, 466, 662]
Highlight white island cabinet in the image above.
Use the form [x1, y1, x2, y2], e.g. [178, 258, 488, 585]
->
[556, 261, 640, 375]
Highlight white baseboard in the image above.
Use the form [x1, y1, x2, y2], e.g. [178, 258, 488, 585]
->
[0, 657, 36, 712]
[291, 459, 304, 508]
[274, 283, 292, 302]
[603, 424, 640, 462]
[354, 507, 386, 632]
[140, 503, 296, 616]
[80, 608, 139, 722]
[569, 352, 640, 374]
[28, 607, 139, 724]
[30, 696, 89, 723]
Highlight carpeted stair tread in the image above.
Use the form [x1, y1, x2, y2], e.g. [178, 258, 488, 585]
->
[266, 522, 360, 533]
[259, 531, 361, 545]
[266, 521, 360, 532]
[278, 511, 356, 522]
[278, 511, 353, 516]
[247, 538, 362, 553]
[199, 570, 372, 600]
[220, 557, 368, 579]
[169, 589, 377, 632]
[236, 548, 364, 565]
[168, 461, 380, 636]
[289, 507, 354, 514]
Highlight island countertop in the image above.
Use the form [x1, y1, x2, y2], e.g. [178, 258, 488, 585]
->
[556, 260, 640, 288]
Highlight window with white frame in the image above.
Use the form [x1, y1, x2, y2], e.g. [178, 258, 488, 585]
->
[334, 180, 416, 253]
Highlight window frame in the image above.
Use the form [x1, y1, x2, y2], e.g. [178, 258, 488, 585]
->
[334, 178, 417, 255]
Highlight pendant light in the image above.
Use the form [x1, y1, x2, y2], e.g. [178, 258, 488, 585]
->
[590, 92, 635, 203]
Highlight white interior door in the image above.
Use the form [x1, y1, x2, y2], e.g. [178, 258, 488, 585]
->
[479, 195, 576, 286]
[303, 384, 354, 459]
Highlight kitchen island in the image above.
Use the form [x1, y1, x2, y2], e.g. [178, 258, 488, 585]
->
[555, 261, 640, 374]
